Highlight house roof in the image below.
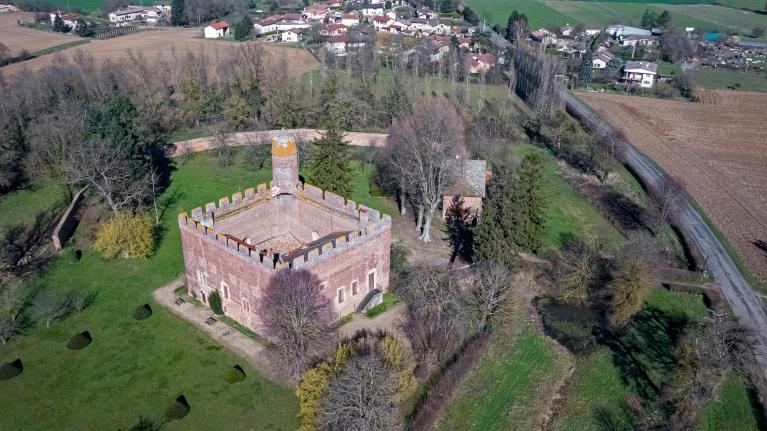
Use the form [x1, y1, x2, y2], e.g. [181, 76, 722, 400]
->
[624, 61, 657, 74]
[209, 20, 229, 30]
[285, 27, 304, 34]
[445, 160, 487, 198]
[596, 51, 615, 62]
[372, 15, 390, 22]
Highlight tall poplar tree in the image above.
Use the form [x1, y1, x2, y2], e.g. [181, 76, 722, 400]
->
[308, 125, 352, 197]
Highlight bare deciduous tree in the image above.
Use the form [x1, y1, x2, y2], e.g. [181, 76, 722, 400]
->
[398, 266, 470, 369]
[468, 261, 517, 328]
[63, 138, 151, 214]
[649, 175, 685, 234]
[259, 269, 334, 375]
[551, 238, 600, 305]
[0, 316, 23, 345]
[316, 353, 402, 431]
[387, 96, 465, 242]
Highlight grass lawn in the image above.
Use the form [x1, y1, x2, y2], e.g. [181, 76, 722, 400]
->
[508, 143, 624, 251]
[365, 292, 399, 318]
[700, 374, 760, 431]
[0, 181, 68, 231]
[689, 69, 767, 92]
[0, 152, 298, 430]
[550, 288, 758, 431]
[436, 325, 569, 431]
[0, 150, 393, 430]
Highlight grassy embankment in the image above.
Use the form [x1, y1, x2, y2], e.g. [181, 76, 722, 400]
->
[0, 150, 392, 430]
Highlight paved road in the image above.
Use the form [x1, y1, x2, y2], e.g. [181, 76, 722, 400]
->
[565, 93, 767, 379]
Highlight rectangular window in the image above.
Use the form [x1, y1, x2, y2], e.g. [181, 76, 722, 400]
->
[221, 281, 230, 300]
[367, 270, 376, 292]
[320, 282, 327, 292]
[242, 299, 250, 312]
[351, 280, 358, 296]
[337, 287, 345, 304]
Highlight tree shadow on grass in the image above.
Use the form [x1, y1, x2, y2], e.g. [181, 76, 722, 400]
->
[600, 191, 654, 235]
[594, 306, 688, 400]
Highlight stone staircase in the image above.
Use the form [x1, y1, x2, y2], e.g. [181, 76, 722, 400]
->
[356, 287, 382, 313]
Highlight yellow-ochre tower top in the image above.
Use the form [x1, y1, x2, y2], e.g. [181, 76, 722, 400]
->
[272, 132, 297, 156]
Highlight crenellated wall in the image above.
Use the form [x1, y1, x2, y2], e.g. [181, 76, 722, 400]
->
[178, 179, 392, 331]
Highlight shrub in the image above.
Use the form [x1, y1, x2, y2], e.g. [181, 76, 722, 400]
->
[67, 331, 92, 350]
[93, 211, 155, 259]
[133, 304, 152, 320]
[165, 395, 190, 420]
[62, 248, 81, 264]
[0, 359, 23, 380]
[209, 291, 224, 315]
[224, 364, 246, 383]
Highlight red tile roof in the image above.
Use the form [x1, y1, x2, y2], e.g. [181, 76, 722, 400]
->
[209, 20, 229, 30]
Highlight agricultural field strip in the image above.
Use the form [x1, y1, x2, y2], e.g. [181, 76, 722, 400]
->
[0, 29, 320, 80]
[0, 12, 80, 56]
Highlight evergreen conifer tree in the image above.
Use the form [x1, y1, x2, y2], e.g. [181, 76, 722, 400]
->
[308, 125, 352, 197]
[510, 153, 547, 252]
[53, 14, 66, 32]
[473, 167, 517, 269]
[171, 0, 186, 26]
[234, 15, 253, 40]
[579, 50, 593, 85]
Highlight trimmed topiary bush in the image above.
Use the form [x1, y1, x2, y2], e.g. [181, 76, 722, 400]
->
[165, 395, 190, 420]
[62, 248, 81, 264]
[133, 304, 153, 320]
[209, 291, 223, 315]
[0, 359, 23, 380]
[224, 364, 246, 384]
[67, 331, 92, 350]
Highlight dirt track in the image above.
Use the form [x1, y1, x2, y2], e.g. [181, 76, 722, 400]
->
[577, 91, 767, 283]
[0, 12, 78, 56]
[0, 28, 319, 79]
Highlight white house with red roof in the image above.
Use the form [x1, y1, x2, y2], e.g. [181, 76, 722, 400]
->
[372, 15, 394, 30]
[204, 20, 230, 38]
[281, 28, 304, 42]
[320, 23, 348, 36]
[303, 4, 329, 21]
[50, 11, 80, 27]
[340, 12, 359, 27]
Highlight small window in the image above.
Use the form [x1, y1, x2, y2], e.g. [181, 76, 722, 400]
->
[337, 287, 345, 304]
[242, 299, 250, 312]
[221, 281, 230, 300]
[320, 282, 327, 292]
[351, 280, 358, 296]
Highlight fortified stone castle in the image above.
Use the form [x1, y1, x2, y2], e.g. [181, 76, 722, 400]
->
[178, 133, 392, 333]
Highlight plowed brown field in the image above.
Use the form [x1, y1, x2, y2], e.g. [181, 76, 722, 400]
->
[0, 12, 79, 56]
[578, 91, 767, 283]
[0, 28, 319, 79]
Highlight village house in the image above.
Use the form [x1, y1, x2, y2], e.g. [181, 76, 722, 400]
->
[253, 14, 309, 35]
[372, 15, 394, 30]
[622, 61, 657, 87]
[178, 133, 391, 330]
[107, 5, 164, 24]
[468, 52, 497, 74]
[531, 28, 556, 45]
[619, 34, 656, 47]
[302, 4, 329, 21]
[320, 23, 347, 36]
[204, 20, 230, 38]
[50, 11, 80, 27]
[561, 24, 574, 37]
[592, 50, 615, 69]
[340, 12, 359, 27]
[607, 24, 651, 39]
[281, 28, 304, 42]
[584, 26, 603, 36]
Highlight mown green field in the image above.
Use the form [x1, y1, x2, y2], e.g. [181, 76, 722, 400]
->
[20, 0, 161, 12]
[690, 68, 767, 92]
[0, 149, 393, 430]
[464, 0, 767, 34]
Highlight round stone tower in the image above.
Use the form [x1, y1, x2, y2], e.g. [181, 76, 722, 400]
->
[271, 132, 300, 196]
